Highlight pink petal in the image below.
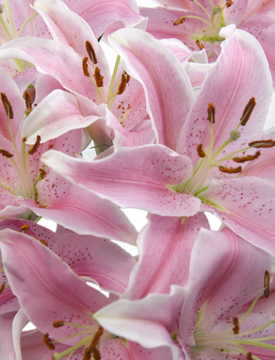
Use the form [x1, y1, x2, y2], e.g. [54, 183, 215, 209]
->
[124, 213, 209, 299]
[41, 146, 202, 217]
[109, 28, 193, 150]
[0, 311, 16, 360]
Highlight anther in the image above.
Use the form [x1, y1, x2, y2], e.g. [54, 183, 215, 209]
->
[28, 135, 41, 155]
[0, 284, 5, 294]
[247, 353, 253, 360]
[196, 40, 204, 50]
[1, 93, 13, 119]
[39, 168, 46, 179]
[23, 91, 32, 109]
[0, 4, 3, 13]
[124, 71, 130, 83]
[117, 73, 127, 95]
[39, 239, 48, 247]
[248, 139, 275, 148]
[82, 57, 89, 77]
[219, 165, 242, 174]
[85, 41, 98, 64]
[240, 97, 256, 126]
[264, 270, 270, 299]
[232, 317, 240, 334]
[197, 144, 206, 158]
[226, 0, 233, 7]
[94, 67, 104, 88]
[43, 333, 55, 350]
[207, 103, 215, 124]
[91, 326, 103, 347]
[233, 151, 260, 163]
[53, 320, 65, 328]
[212, 6, 221, 14]
[97, 33, 104, 42]
[0, 149, 13, 158]
[92, 346, 101, 360]
[20, 224, 30, 232]
[173, 17, 185, 26]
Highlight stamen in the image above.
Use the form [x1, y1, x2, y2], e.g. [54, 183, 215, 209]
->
[23, 91, 32, 109]
[43, 333, 55, 350]
[240, 97, 256, 126]
[0, 283, 5, 293]
[94, 67, 104, 88]
[117, 73, 127, 95]
[39, 239, 48, 247]
[0, 5, 3, 13]
[207, 103, 215, 124]
[0, 149, 13, 158]
[247, 353, 252, 360]
[91, 326, 103, 347]
[97, 33, 104, 42]
[264, 270, 270, 298]
[226, 0, 233, 7]
[85, 41, 98, 64]
[249, 139, 275, 148]
[233, 151, 260, 163]
[20, 224, 29, 231]
[82, 57, 89, 77]
[1, 92, 13, 118]
[53, 320, 65, 328]
[83, 326, 104, 360]
[28, 135, 41, 155]
[124, 71, 130, 83]
[232, 317, 240, 334]
[196, 40, 204, 50]
[173, 17, 185, 25]
[219, 165, 242, 173]
[39, 168, 46, 179]
[197, 144, 206, 158]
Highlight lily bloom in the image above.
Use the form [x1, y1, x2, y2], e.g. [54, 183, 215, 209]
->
[140, 0, 275, 84]
[95, 226, 275, 360]
[41, 28, 275, 251]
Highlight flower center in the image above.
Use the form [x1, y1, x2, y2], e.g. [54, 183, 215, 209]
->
[192, 273, 275, 360]
[176, 98, 275, 202]
[173, 0, 234, 55]
[0, 92, 44, 202]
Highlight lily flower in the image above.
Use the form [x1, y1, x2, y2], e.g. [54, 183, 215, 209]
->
[0, 67, 137, 243]
[95, 226, 275, 360]
[140, 0, 275, 84]
[41, 28, 275, 251]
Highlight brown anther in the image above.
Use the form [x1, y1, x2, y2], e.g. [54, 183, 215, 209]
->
[249, 139, 275, 148]
[82, 57, 89, 77]
[91, 326, 104, 347]
[92, 346, 101, 360]
[20, 224, 30, 232]
[1, 93, 13, 119]
[94, 67, 104, 88]
[124, 71, 130, 83]
[197, 144, 206, 157]
[28, 135, 41, 155]
[0, 149, 13, 158]
[207, 103, 215, 124]
[240, 97, 256, 126]
[39, 239, 48, 247]
[23, 91, 32, 109]
[219, 165, 242, 174]
[232, 317, 240, 334]
[196, 40, 204, 50]
[39, 168, 47, 179]
[43, 333, 55, 350]
[85, 41, 98, 64]
[173, 17, 185, 25]
[233, 151, 260, 163]
[0, 284, 5, 294]
[25, 108, 32, 116]
[226, 0, 233, 7]
[52, 320, 65, 328]
[117, 73, 127, 95]
[264, 270, 270, 298]
[247, 353, 253, 360]
[22, 137, 27, 143]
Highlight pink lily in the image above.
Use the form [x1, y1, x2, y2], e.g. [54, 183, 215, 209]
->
[0, 227, 175, 360]
[0, 67, 137, 243]
[140, 0, 275, 84]
[41, 28, 275, 251]
[95, 226, 275, 360]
